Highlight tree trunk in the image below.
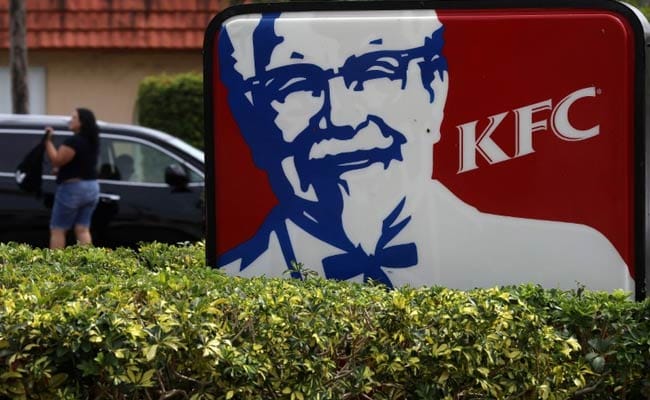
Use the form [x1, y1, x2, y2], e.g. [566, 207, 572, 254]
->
[9, 0, 29, 114]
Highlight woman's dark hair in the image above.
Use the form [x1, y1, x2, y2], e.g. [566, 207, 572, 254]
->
[76, 108, 99, 149]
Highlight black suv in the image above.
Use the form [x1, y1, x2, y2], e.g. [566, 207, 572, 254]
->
[0, 114, 205, 248]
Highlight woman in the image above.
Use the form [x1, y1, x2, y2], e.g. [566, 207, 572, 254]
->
[45, 108, 100, 249]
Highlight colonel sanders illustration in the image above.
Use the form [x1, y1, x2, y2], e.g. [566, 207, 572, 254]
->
[216, 10, 634, 292]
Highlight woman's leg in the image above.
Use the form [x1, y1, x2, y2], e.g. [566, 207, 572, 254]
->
[74, 225, 92, 245]
[50, 228, 66, 249]
[73, 181, 99, 246]
[50, 185, 72, 249]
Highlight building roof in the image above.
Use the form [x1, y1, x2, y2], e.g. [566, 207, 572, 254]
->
[0, 0, 226, 49]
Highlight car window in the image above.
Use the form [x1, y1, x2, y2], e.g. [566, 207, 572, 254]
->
[99, 137, 201, 184]
[186, 168, 202, 183]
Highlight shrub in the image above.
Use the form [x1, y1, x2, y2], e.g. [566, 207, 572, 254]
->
[0, 242, 648, 399]
[136, 72, 204, 149]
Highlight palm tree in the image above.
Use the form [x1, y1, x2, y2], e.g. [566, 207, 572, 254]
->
[9, 0, 29, 114]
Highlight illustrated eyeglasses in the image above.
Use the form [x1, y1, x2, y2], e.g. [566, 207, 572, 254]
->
[243, 29, 446, 104]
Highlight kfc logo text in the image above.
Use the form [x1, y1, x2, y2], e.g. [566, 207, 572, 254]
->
[457, 86, 600, 173]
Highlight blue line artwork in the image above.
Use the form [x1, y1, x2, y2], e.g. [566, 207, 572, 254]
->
[218, 12, 447, 288]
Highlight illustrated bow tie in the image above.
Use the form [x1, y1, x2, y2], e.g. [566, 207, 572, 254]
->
[322, 242, 417, 288]
[321, 198, 418, 288]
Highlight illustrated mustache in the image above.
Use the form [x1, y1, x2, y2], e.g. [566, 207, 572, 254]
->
[289, 115, 406, 160]
[283, 115, 407, 196]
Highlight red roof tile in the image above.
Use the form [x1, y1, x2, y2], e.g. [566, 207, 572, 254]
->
[0, 0, 229, 49]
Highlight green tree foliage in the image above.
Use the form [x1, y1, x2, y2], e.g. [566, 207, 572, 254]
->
[136, 72, 204, 150]
[624, 0, 650, 17]
[0, 242, 648, 399]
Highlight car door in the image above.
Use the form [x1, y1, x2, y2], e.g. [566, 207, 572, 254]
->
[92, 133, 204, 247]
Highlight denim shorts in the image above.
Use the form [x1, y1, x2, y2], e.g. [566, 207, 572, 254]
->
[50, 180, 100, 230]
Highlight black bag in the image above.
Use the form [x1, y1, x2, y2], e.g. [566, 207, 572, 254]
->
[15, 136, 46, 195]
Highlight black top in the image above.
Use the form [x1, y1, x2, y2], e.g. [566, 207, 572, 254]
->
[56, 135, 98, 184]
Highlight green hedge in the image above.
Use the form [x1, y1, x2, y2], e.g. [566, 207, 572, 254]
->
[136, 72, 204, 150]
[0, 242, 648, 399]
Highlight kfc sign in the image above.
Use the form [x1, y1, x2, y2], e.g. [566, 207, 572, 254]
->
[458, 86, 601, 173]
[204, 1, 649, 299]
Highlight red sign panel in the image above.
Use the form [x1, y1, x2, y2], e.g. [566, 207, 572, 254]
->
[204, 1, 647, 299]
